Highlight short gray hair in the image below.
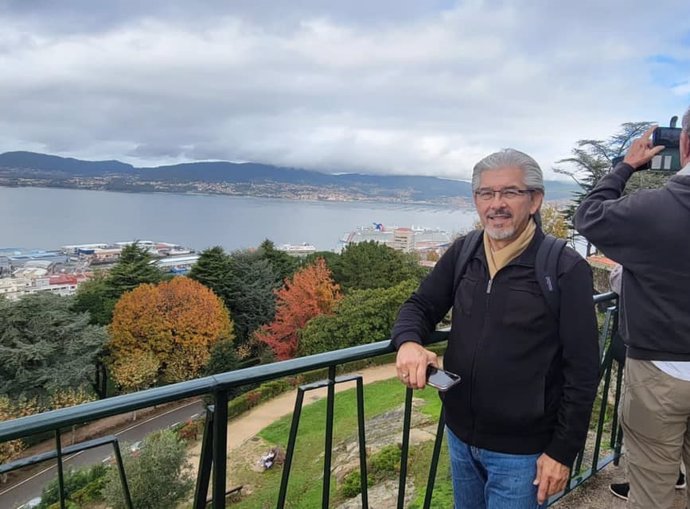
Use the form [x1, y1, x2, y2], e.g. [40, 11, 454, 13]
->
[682, 105, 690, 134]
[472, 148, 544, 193]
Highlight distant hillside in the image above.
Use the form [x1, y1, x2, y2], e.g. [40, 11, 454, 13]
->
[0, 151, 577, 202]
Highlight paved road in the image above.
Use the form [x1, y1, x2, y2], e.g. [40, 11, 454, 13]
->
[0, 399, 206, 509]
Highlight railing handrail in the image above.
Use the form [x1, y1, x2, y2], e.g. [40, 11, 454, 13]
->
[0, 292, 618, 443]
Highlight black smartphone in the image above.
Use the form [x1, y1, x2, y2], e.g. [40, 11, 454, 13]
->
[426, 366, 461, 392]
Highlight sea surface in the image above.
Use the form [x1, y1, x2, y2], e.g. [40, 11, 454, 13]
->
[0, 186, 478, 252]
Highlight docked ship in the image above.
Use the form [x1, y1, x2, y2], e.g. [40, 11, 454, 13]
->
[276, 243, 316, 257]
[340, 224, 451, 252]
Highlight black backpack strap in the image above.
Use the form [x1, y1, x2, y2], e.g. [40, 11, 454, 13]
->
[453, 229, 483, 295]
[535, 234, 567, 318]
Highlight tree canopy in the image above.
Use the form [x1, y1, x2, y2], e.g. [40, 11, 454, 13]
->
[0, 293, 107, 402]
[329, 241, 426, 292]
[299, 279, 418, 356]
[257, 239, 301, 285]
[189, 247, 278, 345]
[73, 243, 164, 326]
[102, 429, 193, 509]
[108, 277, 234, 391]
[255, 258, 341, 359]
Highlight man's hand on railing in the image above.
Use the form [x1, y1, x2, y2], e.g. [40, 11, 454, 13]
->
[395, 342, 439, 390]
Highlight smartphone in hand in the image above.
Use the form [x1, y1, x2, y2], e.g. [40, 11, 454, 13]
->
[426, 366, 461, 392]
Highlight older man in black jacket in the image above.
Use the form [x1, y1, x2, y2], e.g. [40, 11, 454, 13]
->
[393, 149, 599, 509]
[575, 108, 690, 509]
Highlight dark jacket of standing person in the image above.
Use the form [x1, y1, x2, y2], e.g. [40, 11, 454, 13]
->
[574, 162, 690, 360]
[392, 227, 599, 467]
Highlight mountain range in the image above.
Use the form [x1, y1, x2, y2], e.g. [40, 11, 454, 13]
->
[0, 151, 578, 203]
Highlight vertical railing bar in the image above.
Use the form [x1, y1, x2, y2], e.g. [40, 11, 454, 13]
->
[355, 377, 369, 509]
[193, 405, 215, 509]
[572, 449, 584, 479]
[321, 365, 336, 509]
[422, 406, 445, 509]
[397, 387, 413, 509]
[277, 388, 306, 508]
[212, 391, 228, 509]
[113, 440, 134, 509]
[55, 429, 66, 509]
[612, 360, 625, 466]
[591, 353, 614, 473]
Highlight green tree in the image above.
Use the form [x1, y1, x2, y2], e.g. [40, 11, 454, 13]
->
[257, 239, 301, 284]
[0, 294, 107, 403]
[554, 122, 652, 228]
[331, 241, 426, 292]
[106, 243, 164, 299]
[190, 247, 278, 345]
[226, 250, 278, 343]
[72, 243, 164, 326]
[72, 272, 115, 325]
[298, 279, 417, 356]
[102, 430, 193, 509]
[187, 246, 232, 298]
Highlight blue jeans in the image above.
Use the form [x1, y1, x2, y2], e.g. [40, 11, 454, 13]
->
[446, 427, 547, 509]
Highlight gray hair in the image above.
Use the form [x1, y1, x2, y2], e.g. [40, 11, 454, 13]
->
[683, 105, 690, 134]
[472, 148, 545, 193]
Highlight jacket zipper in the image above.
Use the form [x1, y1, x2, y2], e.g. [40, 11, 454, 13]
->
[469, 276, 493, 442]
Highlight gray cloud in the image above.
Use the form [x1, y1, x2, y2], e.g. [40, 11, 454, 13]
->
[1, 0, 689, 179]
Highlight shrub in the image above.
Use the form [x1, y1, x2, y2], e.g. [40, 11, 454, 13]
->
[38, 464, 107, 508]
[339, 469, 373, 498]
[370, 444, 402, 476]
[102, 430, 193, 509]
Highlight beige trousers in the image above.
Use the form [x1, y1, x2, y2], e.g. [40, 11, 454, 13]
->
[620, 358, 690, 509]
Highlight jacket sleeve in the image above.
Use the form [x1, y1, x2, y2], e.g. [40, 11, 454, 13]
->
[544, 258, 600, 467]
[390, 237, 460, 349]
[573, 162, 653, 265]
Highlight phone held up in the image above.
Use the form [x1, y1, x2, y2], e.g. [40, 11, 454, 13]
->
[426, 366, 461, 392]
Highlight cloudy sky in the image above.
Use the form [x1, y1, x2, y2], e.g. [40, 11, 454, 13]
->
[1, 0, 689, 180]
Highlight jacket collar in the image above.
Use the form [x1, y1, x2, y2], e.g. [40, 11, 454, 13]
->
[476, 225, 545, 269]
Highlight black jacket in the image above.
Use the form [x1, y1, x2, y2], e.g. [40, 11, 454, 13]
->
[574, 163, 690, 361]
[392, 229, 599, 467]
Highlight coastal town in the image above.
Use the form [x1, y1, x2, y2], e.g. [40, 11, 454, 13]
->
[0, 225, 453, 301]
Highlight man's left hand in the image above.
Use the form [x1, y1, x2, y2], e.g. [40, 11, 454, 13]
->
[533, 453, 570, 505]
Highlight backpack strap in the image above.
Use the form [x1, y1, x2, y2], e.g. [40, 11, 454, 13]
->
[453, 229, 483, 295]
[535, 234, 567, 318]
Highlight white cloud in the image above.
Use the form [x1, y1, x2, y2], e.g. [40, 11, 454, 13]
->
[0, 0, 689, 179]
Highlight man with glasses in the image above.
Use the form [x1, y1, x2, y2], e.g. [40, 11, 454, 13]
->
[392, 149, 599, 508]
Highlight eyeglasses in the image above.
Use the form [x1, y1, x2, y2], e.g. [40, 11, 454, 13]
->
[474, 188, 536, 201]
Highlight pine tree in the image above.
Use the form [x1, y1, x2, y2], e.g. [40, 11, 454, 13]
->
[0, 293, 107, 403]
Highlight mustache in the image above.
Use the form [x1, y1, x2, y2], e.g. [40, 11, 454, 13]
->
[487, 208, 512, 219]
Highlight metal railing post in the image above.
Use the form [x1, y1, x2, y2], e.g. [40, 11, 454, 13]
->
[277, 388, 306, 508]
[55, 429, 66, 509]
[355, 376, 369, 509]
[193, 405, 215, 509]
[113, 441, 134, 509]
[423, 406, 446, 509]
[397, 387, 414, 509]
[322, 366, 337, 508]
[212, 391, 228, 509]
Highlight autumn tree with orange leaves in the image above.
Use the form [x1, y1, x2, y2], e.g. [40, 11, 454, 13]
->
[255, 258, 341, 360]
[108, 277, 234, 391]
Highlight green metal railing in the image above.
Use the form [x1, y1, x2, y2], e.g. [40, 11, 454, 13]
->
[0, 292, 621, 509]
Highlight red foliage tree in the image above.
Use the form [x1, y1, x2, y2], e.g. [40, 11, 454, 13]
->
[255, 258, 341, 359]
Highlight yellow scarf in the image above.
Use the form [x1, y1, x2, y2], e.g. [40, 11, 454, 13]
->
[483, 219, 536, 279]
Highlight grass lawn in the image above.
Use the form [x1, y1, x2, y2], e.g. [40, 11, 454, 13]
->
[225, 378, 453, 509]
